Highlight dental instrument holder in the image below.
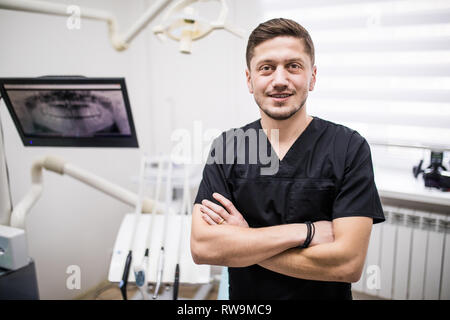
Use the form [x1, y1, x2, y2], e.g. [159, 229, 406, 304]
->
[107, 157, 211, 299]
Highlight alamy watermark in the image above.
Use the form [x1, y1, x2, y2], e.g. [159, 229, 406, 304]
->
[66, 5, 81, 30]
[66, 265, 81, 290]
[170, 121, 280, 175]
[366, 264, 381, 290]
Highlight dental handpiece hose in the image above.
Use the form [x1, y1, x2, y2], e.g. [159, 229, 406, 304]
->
[173, 162, 190, 300]
[153, 246, 165, 299]
[153, 159, 172, 299]
[141, 157, 163, 294]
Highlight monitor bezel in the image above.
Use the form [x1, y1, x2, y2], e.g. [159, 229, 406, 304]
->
[0, 77, 139, 148]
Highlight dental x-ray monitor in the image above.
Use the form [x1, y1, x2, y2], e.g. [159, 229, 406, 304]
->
[0, 76, 139, 148]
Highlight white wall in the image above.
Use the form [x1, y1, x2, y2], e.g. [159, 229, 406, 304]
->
[145, 0, 261, 156]
[0, 0, 263, 299]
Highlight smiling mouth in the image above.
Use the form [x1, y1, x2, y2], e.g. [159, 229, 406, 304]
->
[268, 93, 294, 99]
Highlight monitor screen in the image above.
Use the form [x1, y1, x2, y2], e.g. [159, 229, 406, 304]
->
[0, 77, 139, 147]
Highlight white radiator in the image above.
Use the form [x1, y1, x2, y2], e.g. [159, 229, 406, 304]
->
[352, 205, 450, 300]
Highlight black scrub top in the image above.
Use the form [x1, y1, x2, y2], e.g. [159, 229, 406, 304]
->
[194, 116, 385, 300]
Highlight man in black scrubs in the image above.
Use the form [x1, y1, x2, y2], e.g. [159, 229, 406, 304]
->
[190, 18, 385, 300]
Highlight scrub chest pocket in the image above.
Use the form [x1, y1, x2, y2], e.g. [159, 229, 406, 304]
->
[229, 178, 337, 226]
[286, 179, 336, 223]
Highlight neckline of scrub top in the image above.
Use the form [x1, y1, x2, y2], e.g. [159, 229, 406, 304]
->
[257, 116, 317, 164]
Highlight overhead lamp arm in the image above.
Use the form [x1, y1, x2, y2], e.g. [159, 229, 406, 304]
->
[0, 0, 173, 51]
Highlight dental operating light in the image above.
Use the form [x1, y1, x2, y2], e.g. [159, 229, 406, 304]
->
[153, 0, 245, 53]
[0, 0, 244, 53]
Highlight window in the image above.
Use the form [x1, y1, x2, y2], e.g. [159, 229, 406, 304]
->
[262, 0, 450, 154]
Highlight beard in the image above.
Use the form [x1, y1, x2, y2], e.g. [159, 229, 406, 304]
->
[257, 95, 308, 121]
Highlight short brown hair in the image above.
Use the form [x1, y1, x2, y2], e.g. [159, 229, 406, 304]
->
[246, 18, 315, 70]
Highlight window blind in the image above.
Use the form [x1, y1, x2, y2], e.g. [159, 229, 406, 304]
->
[261, 0, 450, 150]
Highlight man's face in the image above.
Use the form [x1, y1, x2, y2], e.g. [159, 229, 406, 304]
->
[246, 36, 316, 121]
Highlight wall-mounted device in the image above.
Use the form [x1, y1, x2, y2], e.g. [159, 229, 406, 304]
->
[413, 151, 450, 191]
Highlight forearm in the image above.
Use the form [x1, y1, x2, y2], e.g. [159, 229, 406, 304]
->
[258, 215, 374, 284]
[191, 205, 307, 267]
[258, 241, 360, 282]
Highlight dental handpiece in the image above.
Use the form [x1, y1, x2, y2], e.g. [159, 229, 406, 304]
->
[173, 263, 180, 300]
[134, 248, 149, 300]
[119, 250, 132, 300]
[152, 246, 165, 299]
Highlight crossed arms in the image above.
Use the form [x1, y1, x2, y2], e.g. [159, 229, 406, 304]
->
[190, 193, 373, 283]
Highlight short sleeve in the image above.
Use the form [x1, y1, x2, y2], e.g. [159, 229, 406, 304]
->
[332, 133, 385, 224]
[194, 136, 233, 206]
